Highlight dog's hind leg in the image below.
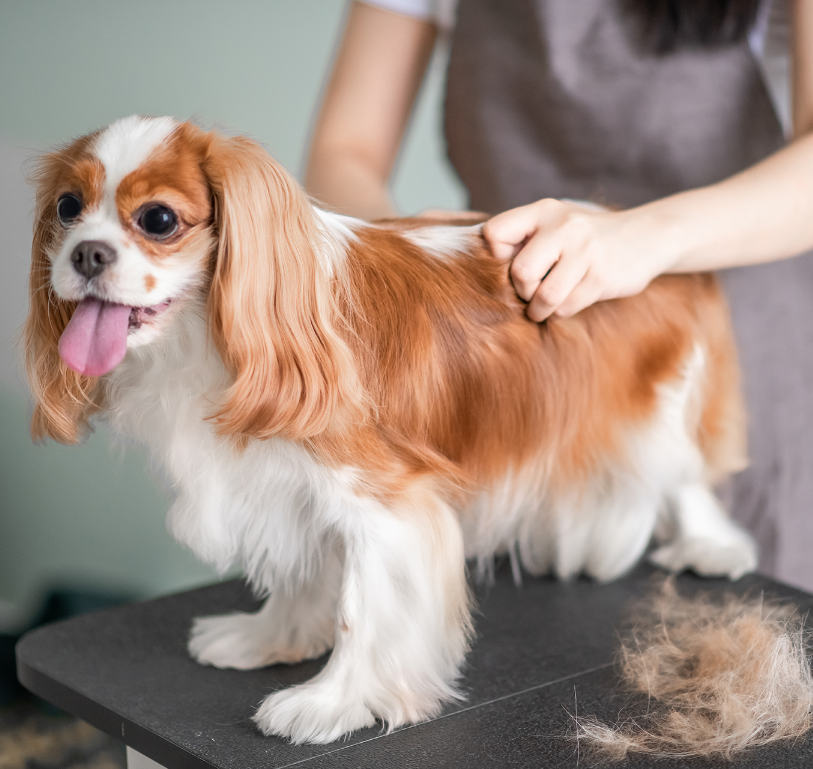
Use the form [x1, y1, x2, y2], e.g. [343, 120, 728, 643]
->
[252, 487, 472, 744]
[649, 482, 757, 579]
[645, 322, 755, 579]
[188, 545, 341, 670]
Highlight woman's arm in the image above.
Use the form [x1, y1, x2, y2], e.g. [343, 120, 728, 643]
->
[485, 0, 813, 321]
[305, 2, 437, 220]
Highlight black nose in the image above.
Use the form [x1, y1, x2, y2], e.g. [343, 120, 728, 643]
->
[70, 240, 117, 280]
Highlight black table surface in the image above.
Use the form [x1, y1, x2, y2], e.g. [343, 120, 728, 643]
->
[15, 563, 813, 769]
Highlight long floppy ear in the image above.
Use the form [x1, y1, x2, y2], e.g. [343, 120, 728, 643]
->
[203, 133, 364, 441]
[24, 150, 100, 444]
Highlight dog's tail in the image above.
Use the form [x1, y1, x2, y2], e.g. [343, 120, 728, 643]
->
[573, 578, 813, 761]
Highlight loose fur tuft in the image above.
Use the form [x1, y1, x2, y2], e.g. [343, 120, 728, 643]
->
[574, 579, 813, 761]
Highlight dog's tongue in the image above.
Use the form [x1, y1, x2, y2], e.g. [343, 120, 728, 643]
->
[58, 298, 131, 376]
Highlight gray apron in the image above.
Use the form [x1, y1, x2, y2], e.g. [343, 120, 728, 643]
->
[445, 0, 813, 589]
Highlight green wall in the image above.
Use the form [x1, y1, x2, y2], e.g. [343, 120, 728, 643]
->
[0, 0, 464, 211]
[0, 0, 465, 624]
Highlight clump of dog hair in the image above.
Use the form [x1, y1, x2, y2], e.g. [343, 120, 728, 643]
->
[574, 579, 813, 761]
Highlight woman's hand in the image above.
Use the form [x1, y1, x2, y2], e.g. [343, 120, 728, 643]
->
[483, 199, 674, 321]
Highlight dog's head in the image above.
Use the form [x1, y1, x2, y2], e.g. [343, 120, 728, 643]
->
[26, 115, 361, 444]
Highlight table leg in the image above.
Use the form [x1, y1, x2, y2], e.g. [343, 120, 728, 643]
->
[126, 746, 168, 769]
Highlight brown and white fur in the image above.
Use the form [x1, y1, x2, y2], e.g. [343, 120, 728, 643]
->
[25, 116, 757, 744]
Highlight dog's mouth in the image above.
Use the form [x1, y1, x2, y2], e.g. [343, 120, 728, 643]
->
[58, 297, 172, 377]
[128, 301, 171, 330]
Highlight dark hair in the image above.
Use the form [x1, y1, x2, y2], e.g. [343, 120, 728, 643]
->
[626, 0, 762, 53]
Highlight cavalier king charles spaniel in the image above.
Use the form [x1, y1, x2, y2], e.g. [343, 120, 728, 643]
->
[25, 116, 757, 743]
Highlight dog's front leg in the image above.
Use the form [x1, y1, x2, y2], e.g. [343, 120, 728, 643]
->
[188, 544, 342, 670]
[253, 490, 472, 744]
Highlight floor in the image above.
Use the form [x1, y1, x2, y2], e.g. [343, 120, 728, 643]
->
[0, 701, 125, 769]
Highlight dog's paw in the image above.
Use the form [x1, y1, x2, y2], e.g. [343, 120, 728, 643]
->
[189, 612, 276, 669]
[189, 611, 333, 670]
[253, 683, 376, 744]
[649, 536, 757, 580]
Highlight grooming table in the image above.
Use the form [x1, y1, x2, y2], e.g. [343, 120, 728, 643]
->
[16, 564, 813, 768]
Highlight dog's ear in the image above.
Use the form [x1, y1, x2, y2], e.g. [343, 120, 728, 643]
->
[24, 150, 100, 444]
[203, 133, 364, 441]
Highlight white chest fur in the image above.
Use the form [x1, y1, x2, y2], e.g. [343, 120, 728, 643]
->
[103, 304, 350, 593]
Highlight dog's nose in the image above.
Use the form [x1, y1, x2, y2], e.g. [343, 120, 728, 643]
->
[70, 240, 118, 280]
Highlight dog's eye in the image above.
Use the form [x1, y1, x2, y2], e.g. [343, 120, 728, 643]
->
[140, 205, 178, 239]
[57, 194, 83, 225]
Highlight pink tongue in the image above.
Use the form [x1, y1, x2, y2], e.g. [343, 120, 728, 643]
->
[58, 298, 132, 376]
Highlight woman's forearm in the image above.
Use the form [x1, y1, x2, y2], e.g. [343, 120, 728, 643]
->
[638, 131, 813, 274]
[304, 2, 437, 220]
[306, 149, 396, 220]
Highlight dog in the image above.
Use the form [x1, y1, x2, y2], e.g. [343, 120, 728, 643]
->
[25, 115, 757, 744]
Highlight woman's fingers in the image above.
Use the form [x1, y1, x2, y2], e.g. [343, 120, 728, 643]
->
[483, 197, 675, 321]
[484, 198, 653, 320]
[553, 272, 604, 318]
[483, 199, 561, 259]
[509, 228, 564, 302]
[526, 252, 590, 321]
